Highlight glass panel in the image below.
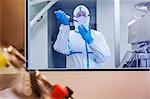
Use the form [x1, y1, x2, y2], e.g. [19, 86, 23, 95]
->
[120, 0, 150, 68]
[97, 0, 115, 68]
[28, 0, 115, 70]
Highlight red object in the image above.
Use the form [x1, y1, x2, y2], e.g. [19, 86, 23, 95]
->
[50, 84, 68, 99]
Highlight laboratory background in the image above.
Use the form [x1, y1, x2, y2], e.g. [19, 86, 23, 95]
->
[29, 0, 150, 69]
[0, 0, 150, 99]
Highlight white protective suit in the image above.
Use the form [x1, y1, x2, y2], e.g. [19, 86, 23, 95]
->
[53, 5, 110, 69]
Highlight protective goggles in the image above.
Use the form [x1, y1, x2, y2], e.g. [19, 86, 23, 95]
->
[75, 11, 89, 18]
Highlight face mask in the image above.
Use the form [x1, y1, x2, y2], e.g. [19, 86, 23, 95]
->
[76, 16, 90, 31]
[77, 16, 89, 26]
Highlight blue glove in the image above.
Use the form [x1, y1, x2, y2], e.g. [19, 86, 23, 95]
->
[54, 10, 69, 25]
[78, 25, 93, 44]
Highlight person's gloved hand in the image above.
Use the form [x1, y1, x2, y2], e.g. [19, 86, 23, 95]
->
[54, 10, 69, 25]
[78, 25, 93, 44]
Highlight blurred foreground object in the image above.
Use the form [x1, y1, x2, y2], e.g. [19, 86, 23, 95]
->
[0, 43, 73, 99]
[0, 51, 8, 69]
[0, 43, 26, 69]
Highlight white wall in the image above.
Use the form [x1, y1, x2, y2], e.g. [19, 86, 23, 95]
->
[29, 5, 48, 69]
[42, 71, 150, 99]
[97, 0, 115, 68]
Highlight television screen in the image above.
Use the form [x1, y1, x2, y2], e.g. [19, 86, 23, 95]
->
[27, 0, 150, 70]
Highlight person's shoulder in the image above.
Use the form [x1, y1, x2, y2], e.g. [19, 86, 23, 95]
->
[70, 30, 75, 33]
[91, 29, 104, 36]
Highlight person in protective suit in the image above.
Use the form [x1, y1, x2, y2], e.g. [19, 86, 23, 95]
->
[54, 5, 110, 69]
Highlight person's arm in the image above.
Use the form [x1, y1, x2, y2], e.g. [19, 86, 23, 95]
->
[53, 10, 72, 55]
[53, 24, 71, 55]
[89, 31, 111, 63]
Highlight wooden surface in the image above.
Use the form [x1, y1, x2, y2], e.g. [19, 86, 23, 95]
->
[1, 0, 25, 49]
